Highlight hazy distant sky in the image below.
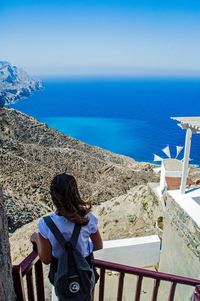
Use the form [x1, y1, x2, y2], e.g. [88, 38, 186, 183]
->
[1, 0, 200, 76]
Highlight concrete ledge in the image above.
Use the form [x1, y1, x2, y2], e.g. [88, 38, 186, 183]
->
[94, 235, 160, 268]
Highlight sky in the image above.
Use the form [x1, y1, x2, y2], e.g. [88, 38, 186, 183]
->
[1, 0, 200, 76]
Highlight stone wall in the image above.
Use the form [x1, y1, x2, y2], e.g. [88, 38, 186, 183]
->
[159, 192, 200, 301]
[0, 188, 15, 301]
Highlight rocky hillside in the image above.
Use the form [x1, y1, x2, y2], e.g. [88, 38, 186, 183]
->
[0, 61, 42, 106]
[0, 107, 160, 233]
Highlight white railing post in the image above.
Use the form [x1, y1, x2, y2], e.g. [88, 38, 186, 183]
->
[180, 128, 192, 194]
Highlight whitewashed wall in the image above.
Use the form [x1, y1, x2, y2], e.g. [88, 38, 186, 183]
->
[94, 235, 160, 268]
[159, 191, 200, 301]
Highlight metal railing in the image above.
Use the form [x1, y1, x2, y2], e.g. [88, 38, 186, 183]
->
[12, 250, 200, 301]
[12, 250, 45, 301]
[94, 259, 200, 301]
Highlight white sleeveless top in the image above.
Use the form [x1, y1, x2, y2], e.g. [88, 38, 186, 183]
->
[38, 212, 98, 258]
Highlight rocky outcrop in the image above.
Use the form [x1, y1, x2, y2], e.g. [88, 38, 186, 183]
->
[95, 184, 163, 240]
[0, 107, 159, 232]
[0, 188, 15, 301]
[3, 191, 48, 233]
[0, 61, 42, 106]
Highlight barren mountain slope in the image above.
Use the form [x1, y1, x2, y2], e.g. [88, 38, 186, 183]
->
[0, 107, 160, 232]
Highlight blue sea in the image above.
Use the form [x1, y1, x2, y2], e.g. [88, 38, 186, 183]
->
[10, 77, 200, 165]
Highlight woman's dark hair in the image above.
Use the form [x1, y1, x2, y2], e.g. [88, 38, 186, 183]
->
[50, 173, 91, 225]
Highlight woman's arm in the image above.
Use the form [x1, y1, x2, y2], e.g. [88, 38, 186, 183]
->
[31, 232, 52, 264]
[90, 229, 103, 251]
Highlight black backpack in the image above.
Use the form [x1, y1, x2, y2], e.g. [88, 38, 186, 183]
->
[44, 216, 95, 301]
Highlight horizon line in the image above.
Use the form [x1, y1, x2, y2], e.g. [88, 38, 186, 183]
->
[31, 73, 200, 80]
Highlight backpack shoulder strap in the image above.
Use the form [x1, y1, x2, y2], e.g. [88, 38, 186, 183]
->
[43, 216, 66, 248]
[70, 224, 81, 248]
[43, 216, 82, 249]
